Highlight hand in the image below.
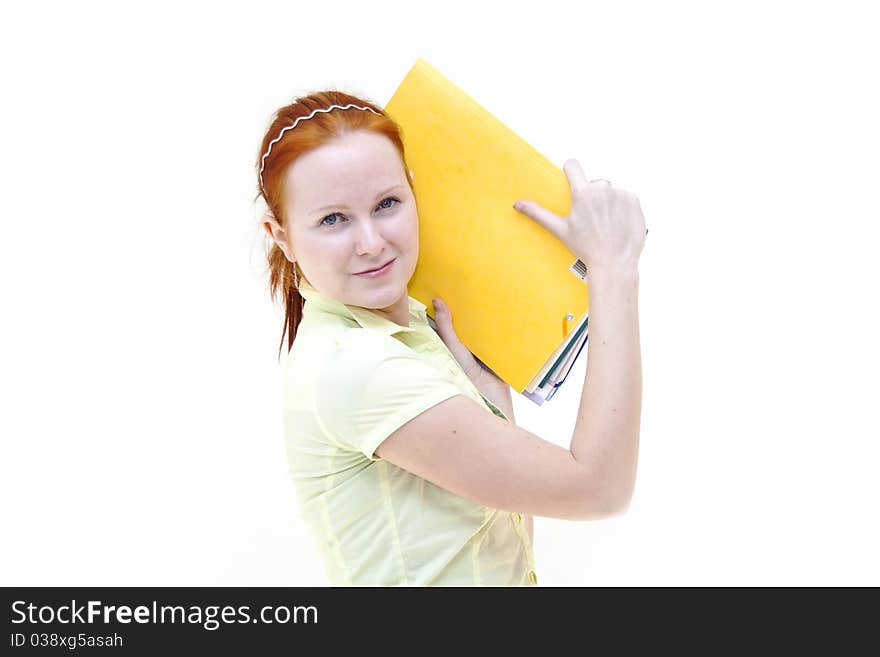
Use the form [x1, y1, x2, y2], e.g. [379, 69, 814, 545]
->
[431, 297, 511, 406]
[513, 159, 647, 273]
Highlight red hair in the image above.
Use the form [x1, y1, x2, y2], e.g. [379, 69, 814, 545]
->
[254, 91, 415, 359]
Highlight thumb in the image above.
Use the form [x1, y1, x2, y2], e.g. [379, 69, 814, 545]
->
[432, 297, 479, 369]
[432, 298, 462, 343]
[432, 297, 452, 329]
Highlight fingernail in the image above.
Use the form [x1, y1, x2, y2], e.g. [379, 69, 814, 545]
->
[513, 201, 523, 210]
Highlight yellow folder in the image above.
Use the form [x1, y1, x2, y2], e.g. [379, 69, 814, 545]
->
[385, 57, 591, 395]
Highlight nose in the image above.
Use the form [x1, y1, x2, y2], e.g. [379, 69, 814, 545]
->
[354, 216, 386, 255]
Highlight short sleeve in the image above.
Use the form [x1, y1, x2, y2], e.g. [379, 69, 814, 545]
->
[315, 330, 465, 461]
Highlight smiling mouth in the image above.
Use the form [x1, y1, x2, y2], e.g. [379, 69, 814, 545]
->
[355, 259, 395, 275]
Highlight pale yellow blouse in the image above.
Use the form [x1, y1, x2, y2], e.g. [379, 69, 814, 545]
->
[281, 278, 538, 586]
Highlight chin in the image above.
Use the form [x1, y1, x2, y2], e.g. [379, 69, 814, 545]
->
[358, 280, 407, 308]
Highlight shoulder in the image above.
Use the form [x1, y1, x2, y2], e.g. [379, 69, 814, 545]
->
[322, 328, 422, 383]
[314, 328, 465, 459]
[283, 319, 359, 399]
[317, 327, 460, 405]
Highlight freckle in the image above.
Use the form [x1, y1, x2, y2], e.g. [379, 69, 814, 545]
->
[453, 430, 457, 434]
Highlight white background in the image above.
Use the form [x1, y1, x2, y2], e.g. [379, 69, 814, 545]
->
[2, 0, 877, 586]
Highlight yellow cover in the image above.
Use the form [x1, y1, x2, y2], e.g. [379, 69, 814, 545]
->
[385, 58, 590, 393]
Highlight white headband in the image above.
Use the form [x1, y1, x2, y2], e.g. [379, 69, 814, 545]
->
[258, 103, 382, 194]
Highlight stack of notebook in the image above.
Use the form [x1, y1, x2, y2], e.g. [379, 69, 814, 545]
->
[385, 58, 591, 405]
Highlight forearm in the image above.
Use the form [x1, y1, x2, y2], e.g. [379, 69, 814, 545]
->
[474, 368, 516, 424]
[570, 267, 642, 510]
[493, 387, 515, 424]
[494, 392, 534, 544]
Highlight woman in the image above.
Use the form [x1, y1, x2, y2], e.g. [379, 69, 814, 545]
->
[257, 91, 646, 586]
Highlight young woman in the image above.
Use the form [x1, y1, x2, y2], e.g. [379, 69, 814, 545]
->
[257, 91, 646, 586]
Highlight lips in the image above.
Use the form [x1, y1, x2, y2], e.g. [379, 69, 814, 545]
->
[356, 259, 394, 274]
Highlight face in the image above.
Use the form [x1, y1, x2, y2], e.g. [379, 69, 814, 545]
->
[264, 130, 419, 326]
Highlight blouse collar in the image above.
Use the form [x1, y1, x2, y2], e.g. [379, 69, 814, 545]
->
[297, 278, 429, 337]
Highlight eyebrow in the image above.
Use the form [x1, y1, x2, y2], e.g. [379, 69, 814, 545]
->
[310, 185, 405, 215]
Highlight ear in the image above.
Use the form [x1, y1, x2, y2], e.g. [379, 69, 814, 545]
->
[262, 213, 295, 264]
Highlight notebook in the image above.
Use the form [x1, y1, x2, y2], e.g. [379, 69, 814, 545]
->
[385, 57, 591, 403]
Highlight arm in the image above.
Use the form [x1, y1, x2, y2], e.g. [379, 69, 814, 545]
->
[430, 277, 642, 518]
[488, 383, 515, 425]
[381, 170, 642, 523]
[482, 387, 535, 545]
[570, 266, 642, 510]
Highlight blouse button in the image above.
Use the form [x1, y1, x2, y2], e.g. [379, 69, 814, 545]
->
[528, 570, 538, 585]
[512, 512, 523, 524]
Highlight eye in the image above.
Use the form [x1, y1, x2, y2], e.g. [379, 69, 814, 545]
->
[319, 197, 400, 227]
[377, 196, 400, 210]
[319, 213, 344, 228]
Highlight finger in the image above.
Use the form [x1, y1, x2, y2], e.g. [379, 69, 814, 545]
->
[563, 158, 588, 195]
[567, 159, 611, 197]
[512, 199, 566, 241]
[432, 298, 466, 350]
[431, 298, 455, 335]
[433, 298, 484, 377]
